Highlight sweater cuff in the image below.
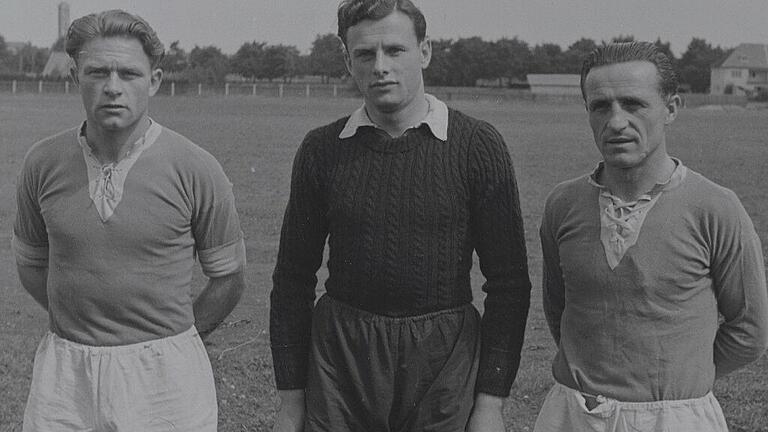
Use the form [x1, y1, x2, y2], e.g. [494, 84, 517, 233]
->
[271, 345, 309, 390]
[475, 347, 520, 397]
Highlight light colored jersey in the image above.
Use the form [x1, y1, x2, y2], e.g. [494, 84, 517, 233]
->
[14, 122, 245, 346]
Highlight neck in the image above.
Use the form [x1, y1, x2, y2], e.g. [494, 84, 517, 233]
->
[86, 116, 150, 164]
[366, 91, 429, 138]
[601, 154, 676, 202]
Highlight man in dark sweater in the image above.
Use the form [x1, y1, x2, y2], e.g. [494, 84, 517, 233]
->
[270, 1, 531, 431]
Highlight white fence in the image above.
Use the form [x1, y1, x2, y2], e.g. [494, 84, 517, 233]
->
[0, 80, 361, 99]
[0, 80, 750, 107]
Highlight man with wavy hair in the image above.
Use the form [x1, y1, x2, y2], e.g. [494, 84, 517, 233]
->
[14, 9, 246, 432]
[535, 41, 768, 431]
[270, 0, 531, 431]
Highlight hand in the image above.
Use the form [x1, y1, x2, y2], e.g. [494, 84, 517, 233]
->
[272, 389, 305, 432]
[466, 393, 506, 432]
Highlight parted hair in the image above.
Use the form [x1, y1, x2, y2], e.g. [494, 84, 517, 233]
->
[66, 9, 165, 68]
[580, 41, 679, 101]
[337, 0, 426, 47]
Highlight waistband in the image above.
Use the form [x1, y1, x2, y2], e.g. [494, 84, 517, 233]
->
[320, 293, 476, 324]
[46, 326, 200, 355]
[554, 382, 717, 411]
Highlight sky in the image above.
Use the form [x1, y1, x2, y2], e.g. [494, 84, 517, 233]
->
[2, 0, 767, 56]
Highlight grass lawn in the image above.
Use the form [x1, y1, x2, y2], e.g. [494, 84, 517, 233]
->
[1, 93, 766, 431]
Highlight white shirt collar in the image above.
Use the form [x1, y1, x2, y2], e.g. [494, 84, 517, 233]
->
[338, 93, 448, 141]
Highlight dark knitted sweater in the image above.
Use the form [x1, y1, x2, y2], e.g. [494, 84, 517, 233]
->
[270, 108, 531, 396]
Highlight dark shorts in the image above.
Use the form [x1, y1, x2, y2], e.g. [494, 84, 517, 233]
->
[305, 294, 481, 432]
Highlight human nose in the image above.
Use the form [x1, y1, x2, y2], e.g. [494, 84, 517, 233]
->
[103, 72, 123, 96]
[373, 49, 389, 77]
[606, 103, 628, 131]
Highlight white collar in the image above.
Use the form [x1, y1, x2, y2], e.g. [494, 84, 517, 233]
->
[339, 93, 448, 141]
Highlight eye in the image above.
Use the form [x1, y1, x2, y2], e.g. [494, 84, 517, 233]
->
[588, 101, 609, 112]
[120, 70, 142, 79]
[87, 69, 109, 78]
[354, 50, 375, 60]
[386, 47, 405, 56]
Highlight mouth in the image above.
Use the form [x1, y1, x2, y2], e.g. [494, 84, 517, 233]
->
[100, 104, 126, 110]
[369, 81, 397, 89]
[605, 136, 635, 145]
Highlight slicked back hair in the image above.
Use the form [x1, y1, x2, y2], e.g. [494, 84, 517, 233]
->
[580, 41, 678, 101]
[337, 0, 426, 48]
[66, 9, 164, 68]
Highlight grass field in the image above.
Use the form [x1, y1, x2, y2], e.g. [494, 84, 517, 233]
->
[1, 93, 767, 431]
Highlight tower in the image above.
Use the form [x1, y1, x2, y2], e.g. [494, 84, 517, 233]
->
[58, 2, 70, 39]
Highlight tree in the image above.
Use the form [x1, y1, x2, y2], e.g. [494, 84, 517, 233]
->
[424, 38, 453, 86]
[562, 38, 598, 73]
[529, 43, 565, 74]
[309, 33, 346, 83]
[261, 44, 300, 82]
[610, 35, 636, 43]
[678, 37, 728, 92]
[188, 45, 229, 84]
[653, 38, 676, 63]
[491, 37, 531, 85]
[447, 37, 495, 86]
[161, 41, 189, 76]
[230, 41, 265, 80]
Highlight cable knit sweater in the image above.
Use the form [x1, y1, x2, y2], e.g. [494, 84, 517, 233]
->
[270, 108, 531, 396]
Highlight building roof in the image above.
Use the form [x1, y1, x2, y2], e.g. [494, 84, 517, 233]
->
[42, 51, 71, 78]
[715, 43, 768, 69]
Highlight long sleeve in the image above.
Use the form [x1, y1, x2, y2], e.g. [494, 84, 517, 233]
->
[711, 190, 768, 377]
[540, 191, 566, 345]
[270, 130, 330, 390]
[469, 121, 532, 396]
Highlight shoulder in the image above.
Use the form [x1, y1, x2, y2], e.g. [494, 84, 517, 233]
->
[677, 168, 749, 221]
[303, 117, 349, 146]
[156, 125, 224, 171]
[544, 175, 593, 214]
[23, 126, 80, 169]
[447, 108, 499, 138]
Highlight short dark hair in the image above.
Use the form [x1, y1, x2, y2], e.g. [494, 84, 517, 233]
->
[337, 0, 426, 47]
[580, 41, 678, 101]
[66, 9, 165, 68]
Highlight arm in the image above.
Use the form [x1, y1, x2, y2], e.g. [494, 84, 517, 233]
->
[540, 194, 565, 345]
[16, 263, 49, 310]
[194, 271, 246, 340]
[14, 148, 50, 311]
[272, 389, 305, 432]
[270, 131, 329, 391]
[469, 122, 532, 397]
[466, 393, 506, 432]
[710, 193, 768, 378]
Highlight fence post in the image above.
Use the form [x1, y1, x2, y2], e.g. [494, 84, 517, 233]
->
[38, 80, 43, 93]
[333, 85, 338, 98]
[252, 84, 256, 96]
[170, 82, 175, 97]
[65, 81, 69, 94]
[279, 84, 284, 98]
[306, 84, 310, 98]
[12, 80, 17, 94]
[198, 83, 202, 96]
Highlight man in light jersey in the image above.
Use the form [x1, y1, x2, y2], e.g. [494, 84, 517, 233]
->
[13, 9, 246, 432]
[535, 41, 768, 432]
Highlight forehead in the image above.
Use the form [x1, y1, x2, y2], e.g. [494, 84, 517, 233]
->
[77, 36, 150, 68]
[345, 10, 419, 48]
[584, 60, 661, 101]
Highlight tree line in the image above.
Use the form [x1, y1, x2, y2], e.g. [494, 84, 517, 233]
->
[0, 33, 730, 93]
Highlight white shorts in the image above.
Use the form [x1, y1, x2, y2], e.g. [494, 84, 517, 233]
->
[22, 326, 217, 432]
[533, 382, 729, 432]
